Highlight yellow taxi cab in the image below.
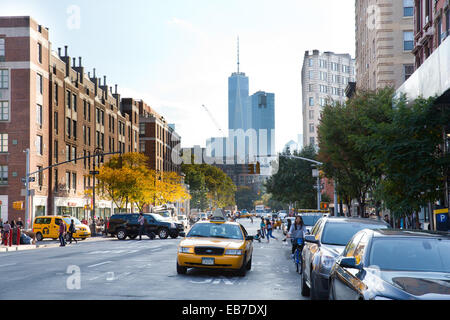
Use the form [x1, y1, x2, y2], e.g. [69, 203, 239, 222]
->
[33, 216, 91, 241]
[177, 217, 254, 277]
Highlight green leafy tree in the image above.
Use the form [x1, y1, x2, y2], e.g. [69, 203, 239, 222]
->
[265, 145, 318, 209]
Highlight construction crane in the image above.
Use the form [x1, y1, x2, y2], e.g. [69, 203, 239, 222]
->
[201, 104, 225, 136]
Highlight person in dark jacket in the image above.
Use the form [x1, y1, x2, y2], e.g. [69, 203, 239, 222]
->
[58, 221, 66, 247]
[138, 213, 145, 240]
[68, 219, 78, 244]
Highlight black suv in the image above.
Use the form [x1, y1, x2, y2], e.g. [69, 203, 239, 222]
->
[107, 213, 185, 240]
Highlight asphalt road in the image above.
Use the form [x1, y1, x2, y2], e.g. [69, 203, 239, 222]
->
[0, 219, 308, 300]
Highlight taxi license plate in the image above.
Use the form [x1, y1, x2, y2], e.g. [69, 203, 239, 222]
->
[202, 258, 215, 265]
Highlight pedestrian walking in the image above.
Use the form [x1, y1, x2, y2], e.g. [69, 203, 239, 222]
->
[266, 219, 277, 242]
[138, 213, 145, 240]
[58, 221, 66, 247]
[68, 219, 78, 244]
[260, 218, 266, 239]
[2, 221, 11, 246]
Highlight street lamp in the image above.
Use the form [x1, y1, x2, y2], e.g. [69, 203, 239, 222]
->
[90, 148, 103, 237]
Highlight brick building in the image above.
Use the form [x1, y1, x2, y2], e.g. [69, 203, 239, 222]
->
[0, 16, 182, 225]
[413, 0, 450, 68]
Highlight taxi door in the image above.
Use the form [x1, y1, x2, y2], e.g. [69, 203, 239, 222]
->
[52, 217, 64, 238]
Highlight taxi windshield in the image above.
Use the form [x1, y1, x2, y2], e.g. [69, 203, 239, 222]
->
[63, 217, 82, 225]
[187, 223, 243, 240]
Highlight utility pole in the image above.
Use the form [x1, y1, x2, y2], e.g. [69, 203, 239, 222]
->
[24, 149, 30, 230]
[334, 181, 338, 216]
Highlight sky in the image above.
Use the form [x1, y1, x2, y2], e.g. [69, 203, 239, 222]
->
[3, 0, 356, 152]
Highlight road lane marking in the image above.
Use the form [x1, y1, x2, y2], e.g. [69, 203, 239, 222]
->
[88, 261, 113, 268]
[0, 263, 17, 267]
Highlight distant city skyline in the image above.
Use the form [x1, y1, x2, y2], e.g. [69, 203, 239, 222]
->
[1, 0, 356, 152]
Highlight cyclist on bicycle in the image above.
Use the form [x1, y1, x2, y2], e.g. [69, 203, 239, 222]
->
[287, 216, 307, 257]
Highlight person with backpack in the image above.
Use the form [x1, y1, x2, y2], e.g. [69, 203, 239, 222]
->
[2, 221, 11, 246]
[287, 216, 307, 257]
[68, 219, 78, 244]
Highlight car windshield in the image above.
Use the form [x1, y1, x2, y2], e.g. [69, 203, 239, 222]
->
[369, 238, 450, 273]
[187, 223, 243, 240]
[63, 217, 82, 225]
[321, 222, 388, 246]
[301, 215, 322, 226]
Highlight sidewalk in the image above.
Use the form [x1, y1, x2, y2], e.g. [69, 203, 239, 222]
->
[0, 235, 114, 253]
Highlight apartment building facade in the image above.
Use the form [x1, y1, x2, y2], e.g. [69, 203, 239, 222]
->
[301, 50, 355, 148]
[355, 0, 415, 90]
[413, 0, 450, 68]
[0, 16, 181, 224]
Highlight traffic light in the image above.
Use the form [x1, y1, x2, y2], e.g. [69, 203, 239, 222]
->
[320, 202, 329, 210]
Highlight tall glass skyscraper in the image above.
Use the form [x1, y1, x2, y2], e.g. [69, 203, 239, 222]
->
[228, 71, 249, 131]
[250, 91, 275, 158]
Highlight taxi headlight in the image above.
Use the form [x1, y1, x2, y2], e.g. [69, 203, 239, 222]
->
[179, 247, 192, 254]
[225, 249, 243, 256]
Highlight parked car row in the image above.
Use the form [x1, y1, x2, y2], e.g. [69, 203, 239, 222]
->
[299, 216, 450, 300]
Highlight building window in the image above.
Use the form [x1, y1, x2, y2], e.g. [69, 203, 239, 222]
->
[54, 83, 58, 106]
[37, 43, 42, 64]
[72, 94, 77, 112]
[0, 166, 7, 185]
[404, 64, 414, 81]
[320, 98, 327, 106]
[88, 103, 91, 122]
[319, 71, 328, 81]
[66, 117, 71, 137]
[309, 137, 315, 146]
[54, 112, 58, 133]
[140, 141, 145, 153]
[83, 126, 86, 144]
[309, 97, 314, 106]
[403, 31, 414, 51]
[446, 9, 450, 34]
[0, 101, 9, 121]
[101, 110, 104, 125]
[66, 172, 70, 190]
[72, 172, 76, 190]
[37, 166, 43, 188]
[36, 73, 43, 95]
[0, 134, 8, 153]
[320, 85, 327, 93]
[403, 0, 413, 17]
[66, 144, 70, 162]
[72, 120, 77, 140]
[37, 104, 43, 128]
[309, 70, 314, 80]
[437, 17, 443, 46]
[72, 146, 76, 163]
[0, 38, 5, 60]
[139, 123, 145, 135]
[54, 140, 58, 162]
[0, 69, 9, 89]
[309, 59, 314, 67]
[66, 90, 71, 109]
[54, 169, 58, 191]
[309, 124, 315, 133]
[36, 135, 43, 155]
[308, 84, 313, 92]
[88, 127, 91, 146]
[83, 100, 87, 120]
[309, 110, 314, 120]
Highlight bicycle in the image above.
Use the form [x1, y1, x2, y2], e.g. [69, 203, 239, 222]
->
[293, 238, 304, 274]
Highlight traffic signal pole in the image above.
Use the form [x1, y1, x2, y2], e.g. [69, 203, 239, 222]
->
[24, 149, 30, 230]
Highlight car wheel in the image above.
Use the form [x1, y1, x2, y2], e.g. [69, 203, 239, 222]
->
[301, 269, 310, 297]
[36, 232, 43, 242]
[246, 257, 252, 271]
[177, 262, 187, 275]
[129, 235, 138, 240]
[117, 229, 127, 241]
[158, 228, 169, 239]
[237, 255, 247, 277]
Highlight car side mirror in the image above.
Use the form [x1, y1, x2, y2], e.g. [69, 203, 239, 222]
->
[246, 236, 254, 241]
[304, 235, 319, 244]
[339, 257, 362, 269]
